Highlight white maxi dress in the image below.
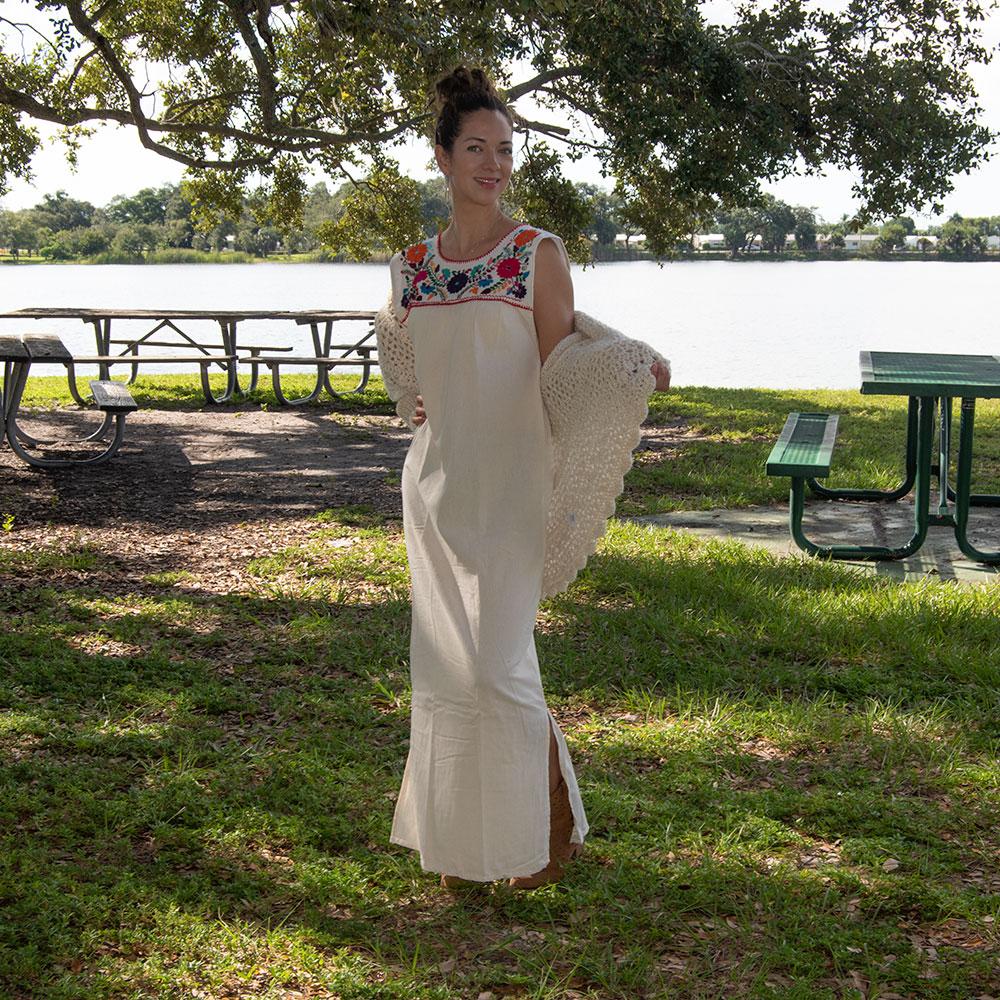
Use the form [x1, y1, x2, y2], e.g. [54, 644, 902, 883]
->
[386, 225, 590, 881]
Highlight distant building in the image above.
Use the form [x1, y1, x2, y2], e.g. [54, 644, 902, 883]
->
[694, 233, 726, 250]
[614, 233, 646, 247]
[843, 233, 879, 250]
[904, 235, 938, 249]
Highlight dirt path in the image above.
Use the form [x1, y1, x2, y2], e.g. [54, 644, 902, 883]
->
[0, 407, 688, 591]
[0, 408, 411, 588]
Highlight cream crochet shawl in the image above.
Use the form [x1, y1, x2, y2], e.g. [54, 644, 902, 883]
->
[374, 300, 669, 599]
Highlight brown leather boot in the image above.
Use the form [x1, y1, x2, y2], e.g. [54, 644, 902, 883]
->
[508, 775, 583, 890]
[439, 873, 486, 890]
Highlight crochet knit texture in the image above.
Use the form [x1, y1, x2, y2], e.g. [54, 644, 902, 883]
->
[374, 299, 669, 599]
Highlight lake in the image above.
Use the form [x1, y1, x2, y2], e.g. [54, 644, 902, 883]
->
[1, 260, 996, 388]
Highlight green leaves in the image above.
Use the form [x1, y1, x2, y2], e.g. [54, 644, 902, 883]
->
[506, 142, 593, 263]
[315, 163, 424, 261]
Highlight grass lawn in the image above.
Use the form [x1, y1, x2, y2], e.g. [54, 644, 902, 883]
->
[1, 376, 998, 998]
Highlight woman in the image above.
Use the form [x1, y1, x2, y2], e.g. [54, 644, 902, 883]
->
[377, 66, 670, 891]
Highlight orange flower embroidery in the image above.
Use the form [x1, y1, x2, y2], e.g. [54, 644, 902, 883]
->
[513, 228, 540, 247]
[405, 242, 428, 264]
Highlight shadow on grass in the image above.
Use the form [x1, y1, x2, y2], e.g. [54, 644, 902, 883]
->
[3, 530, 999, 996]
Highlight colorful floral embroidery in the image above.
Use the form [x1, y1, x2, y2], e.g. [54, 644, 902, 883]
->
[398, 227, 542, 314]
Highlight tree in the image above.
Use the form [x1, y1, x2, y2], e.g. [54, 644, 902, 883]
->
[418, 177, 450, 236]
[716, 206, 762, 258]
[825, 226, 846, 250]
[874, 220, 909, 255]
[105, 185, 174, 225]
[937, 216, 987, 257]
[792, 207, 817, 252]
[111, 222, 158, 257]
[0, 210, 38, 259]
[758, 196, 796, 253]
[576, 182, 620, 246]
[234, 222, 281, 256]
[885, 216, 916, 236]
[39, 224, 110, 259]
[1, 1, 994, 257]
[715, 196, 796, 256]
[29, 190, 95, 232]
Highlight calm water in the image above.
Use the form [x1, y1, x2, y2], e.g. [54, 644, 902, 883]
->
[1, 260, 996, 388]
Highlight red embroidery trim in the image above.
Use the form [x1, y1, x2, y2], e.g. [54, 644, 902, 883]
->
[435, 224, 529, 263]
[404, 297, 534, 321]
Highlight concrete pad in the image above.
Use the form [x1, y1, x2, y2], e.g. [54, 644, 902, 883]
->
[632, 503, 1000, 585]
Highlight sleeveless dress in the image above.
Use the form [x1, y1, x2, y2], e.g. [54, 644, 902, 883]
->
[386, 224, 590, 881]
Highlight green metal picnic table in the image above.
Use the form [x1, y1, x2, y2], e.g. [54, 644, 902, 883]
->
[800, 350, 1000, 563]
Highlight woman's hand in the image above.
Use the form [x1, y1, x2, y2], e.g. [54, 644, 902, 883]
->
[413, 394, 427, 426]
[651, 361, 671, 392]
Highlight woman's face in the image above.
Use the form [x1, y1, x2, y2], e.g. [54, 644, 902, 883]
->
[435, 108, 514, 209]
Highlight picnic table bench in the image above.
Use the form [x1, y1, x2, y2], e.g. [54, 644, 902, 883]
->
[1, 334, 137, 467]
[239, 343, 379, 405]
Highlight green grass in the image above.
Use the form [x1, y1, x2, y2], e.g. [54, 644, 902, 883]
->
[630, 387, 1000, 512]
[18, 371, 393, 413]
[3, 386, 999, 997]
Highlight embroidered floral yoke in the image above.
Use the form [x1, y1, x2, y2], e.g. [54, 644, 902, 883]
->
[378, 224, 669, 881]
[398, 226, 540, 314]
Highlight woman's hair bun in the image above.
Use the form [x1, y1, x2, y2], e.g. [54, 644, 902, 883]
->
[435, 66, 497, 109]
[433, 65, 512, 151]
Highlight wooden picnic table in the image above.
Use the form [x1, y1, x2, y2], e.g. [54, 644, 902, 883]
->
[0, 308, 377, 405]
[0, 333, 137, 467]
[770, 351, 1000, 564]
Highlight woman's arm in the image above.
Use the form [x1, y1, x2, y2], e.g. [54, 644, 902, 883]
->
[533, 237, 575, 366]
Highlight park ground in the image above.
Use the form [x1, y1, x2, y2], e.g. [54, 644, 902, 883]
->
[1, 374, 998, 999]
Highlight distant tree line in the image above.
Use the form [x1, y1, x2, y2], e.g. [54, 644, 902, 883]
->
[2, 181, 998, 263]
[0, 180, 631, 263]
[711, 196, 1000, 259]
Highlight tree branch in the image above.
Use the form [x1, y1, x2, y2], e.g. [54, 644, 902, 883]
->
[65, 46, 98, 91]
[0, 77, 431, 167]
[222, 0, 280, 129]
[0, 15, 61, 58]
[504, 66, 586, 102]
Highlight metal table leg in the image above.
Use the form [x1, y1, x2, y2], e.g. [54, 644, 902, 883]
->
[10, 410, 115, 446]
[321, 320, 342, 399]
[3, 361, 127, 467]
[807, 397, 918, 501]
[789, 396, 934, 560]
[267, 322, 325, 405]
[199, 359, 236, 405]
[953, 397, 1000, 563]
[944, 387, 1000, 507]
[222, 319, 244, 397]
[937, 396, 951, 518]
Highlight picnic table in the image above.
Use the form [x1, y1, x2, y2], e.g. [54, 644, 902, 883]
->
[767, 351, 1000, 564]
[1, 333, 137, 467]
[0, 308, 377, 406]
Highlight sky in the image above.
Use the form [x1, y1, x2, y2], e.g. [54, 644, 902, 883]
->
[2, 5, 998, 225]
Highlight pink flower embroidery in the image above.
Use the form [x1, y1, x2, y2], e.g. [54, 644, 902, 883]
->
[496, 257, 520, 278]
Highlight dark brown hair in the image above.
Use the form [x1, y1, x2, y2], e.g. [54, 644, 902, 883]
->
[433, 65, 513, 152]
